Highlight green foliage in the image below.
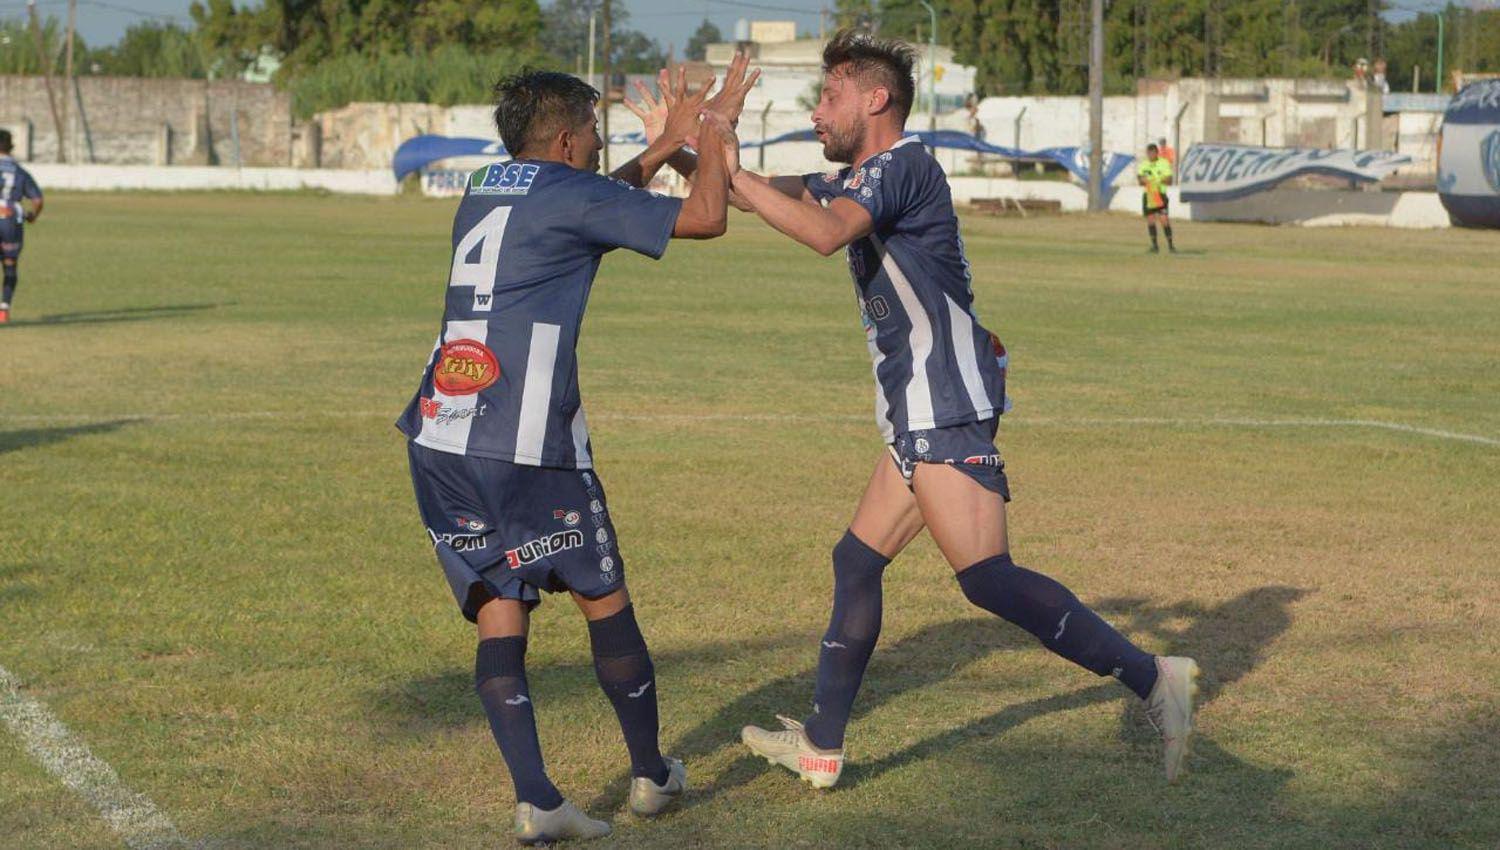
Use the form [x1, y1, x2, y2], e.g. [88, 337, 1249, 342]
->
[285, 45, 547, 119]
[685, 19, 723, 62]
[0, 17, 83, 76]
[189, 0, 544, 76]
[91, 23, 208, 79]
[535, 0, 668, 75]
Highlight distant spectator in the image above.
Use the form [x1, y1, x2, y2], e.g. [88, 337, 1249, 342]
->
[1354, 57, 1370, 88]
[1157, 136, 1175, 165]
[1373, 58, 1390, 94]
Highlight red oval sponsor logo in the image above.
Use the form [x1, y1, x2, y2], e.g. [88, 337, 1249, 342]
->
[433, 339, 499, 395]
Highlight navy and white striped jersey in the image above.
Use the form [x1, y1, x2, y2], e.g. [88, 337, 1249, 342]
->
[396, 160, 683, 468]
[804, 137, 1008, 442]
[0, 155, 42, 222]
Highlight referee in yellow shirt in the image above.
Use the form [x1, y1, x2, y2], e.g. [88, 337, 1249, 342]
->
[1138, 143, 1176, 254]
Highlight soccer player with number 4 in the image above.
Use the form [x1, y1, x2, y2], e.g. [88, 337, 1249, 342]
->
[395, 67, 747, 844]
[637, 31, 1200, 791]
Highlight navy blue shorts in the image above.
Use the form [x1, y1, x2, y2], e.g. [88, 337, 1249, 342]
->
[888, 418, 1011, 501]
[407, 441, 625, 622]
[0, 219, 22, 262]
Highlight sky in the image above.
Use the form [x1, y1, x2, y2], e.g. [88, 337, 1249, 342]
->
[4, 0, 1468, 54]
[3, 0, 828, 56]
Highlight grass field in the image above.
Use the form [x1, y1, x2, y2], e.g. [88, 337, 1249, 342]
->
[2, 192, 1498, 849]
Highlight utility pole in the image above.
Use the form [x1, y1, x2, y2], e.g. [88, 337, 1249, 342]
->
[26, 0, 66, 163]
[600, 0, 612, 173]
[587, 12, 596, 93]
[1435, 11, 1444, 94]
[63, 0, 75, 163]
[1087, 0, 1103, 211]
[919, 0, 936, 134]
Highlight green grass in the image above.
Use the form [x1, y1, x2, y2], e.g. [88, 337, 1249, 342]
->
[1, 193, 1498, 849]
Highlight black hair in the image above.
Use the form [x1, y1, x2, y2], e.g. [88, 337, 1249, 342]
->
[1146, 143, 1159, 152]
[0, 129, 11, 153]
[492, 70, 599, 157]
[821, 29, 917, 121]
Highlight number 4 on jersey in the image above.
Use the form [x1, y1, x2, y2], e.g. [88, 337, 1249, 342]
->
[450, 206, 512, 311]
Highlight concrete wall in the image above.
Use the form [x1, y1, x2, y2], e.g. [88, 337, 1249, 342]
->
[27, 163, 396, 195]
[0, 76, 293, 166]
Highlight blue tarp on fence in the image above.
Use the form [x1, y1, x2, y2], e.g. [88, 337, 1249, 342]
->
[394, 130, 1135, 187]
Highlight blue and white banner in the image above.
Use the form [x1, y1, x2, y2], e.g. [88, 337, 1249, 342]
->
[1178, 143, 1411, 202]
[394, 130, 1135, 188]
[1437, 80, 1500, 228]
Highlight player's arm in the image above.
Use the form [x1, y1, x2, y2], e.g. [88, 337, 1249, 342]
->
[672, 112, 734, 239]
[731, 170, 871, 256]
[22, 175, 41, 222]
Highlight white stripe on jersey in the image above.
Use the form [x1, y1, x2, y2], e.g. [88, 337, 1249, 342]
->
[570, 405, 592, 466]
[944, 293, 996, 419]
[873, 235, 936, 429]
[865, 326, 895, 442]
[514, 322, 562, 465]
[414, 319, 488, 454]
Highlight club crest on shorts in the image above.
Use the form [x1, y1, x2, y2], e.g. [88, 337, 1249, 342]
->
[553, 508, 582, 527]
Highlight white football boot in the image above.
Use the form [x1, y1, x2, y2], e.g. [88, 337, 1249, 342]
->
[514, 799, 610, 845]
[628, 756, 687, 817]
[740, 715, 844, 789]
[1144, 656, 1201, 783]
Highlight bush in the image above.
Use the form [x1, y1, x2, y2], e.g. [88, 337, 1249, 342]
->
[286, 45, 553, 119]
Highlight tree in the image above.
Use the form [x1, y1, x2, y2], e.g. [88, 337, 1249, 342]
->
[685, 19, 721, 62]
[91, 23, 207, 78]
[190, 0, 544, 75]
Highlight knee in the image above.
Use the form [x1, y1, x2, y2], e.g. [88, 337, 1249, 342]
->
[587, 605, 651, 688]
[475, 636, 528, 690]
[832, 531, 889, 587]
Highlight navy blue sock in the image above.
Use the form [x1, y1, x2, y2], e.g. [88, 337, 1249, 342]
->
[957, 554, 1159, 700]
[588, 605, 669, 785]
[2, 264, 16, 306]
[474, 637, 564, 810]
[803, 530, 890, 751]
[1148, 223, 1159, 248]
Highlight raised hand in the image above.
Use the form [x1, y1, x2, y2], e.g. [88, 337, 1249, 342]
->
[704, 50, 762, 128]
[659, 64, 716, 151]
[624, 68, 672, 144]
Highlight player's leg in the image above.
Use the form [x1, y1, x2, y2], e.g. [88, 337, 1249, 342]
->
[472, 596, 570, 814]
[912, 456, 1199, 781]
[573, 586, 680, 811]
[1160, 210, 1176, 252]
[407, 442, 606, 842]
[1145, 208, 1161, 253]
[0, 223, 19, 321]
[805, 452, 923, 749]
[914, 460, 1159, 694]
[742, 452, 924, 788]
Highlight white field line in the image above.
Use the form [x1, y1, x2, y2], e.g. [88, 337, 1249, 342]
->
[0, 664, 187, 849]
[0, 410, 1496, 447]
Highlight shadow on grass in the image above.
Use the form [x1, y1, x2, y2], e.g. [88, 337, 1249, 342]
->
[373, 628, 817, 734]
[0, 419, 137, 456]
[4, 302, 226, 327]
[644, 585, 1307, 809]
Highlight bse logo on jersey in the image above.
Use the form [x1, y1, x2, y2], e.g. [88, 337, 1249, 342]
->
[505, 529, 585, 569]
[470, 162, 540, 195]
[433, 339, 499, 395]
